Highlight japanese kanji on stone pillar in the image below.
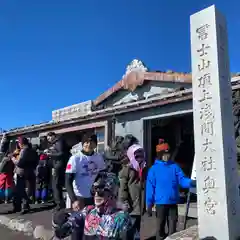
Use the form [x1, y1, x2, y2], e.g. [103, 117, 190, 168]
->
[190, 5, 240, 240]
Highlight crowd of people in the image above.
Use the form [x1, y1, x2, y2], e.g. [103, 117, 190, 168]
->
[0, 132, 70, 213]
[0, 132, 196, 239]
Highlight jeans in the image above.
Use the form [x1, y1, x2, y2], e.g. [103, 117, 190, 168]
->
[156, 204, 178, 240]
[35, 178, 48, 201]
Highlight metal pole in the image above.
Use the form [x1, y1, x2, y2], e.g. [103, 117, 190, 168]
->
[183, 191, 191, 230]
[111, 116, 116, 144]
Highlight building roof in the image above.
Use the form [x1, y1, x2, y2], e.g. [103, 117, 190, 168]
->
[3, 81, 240, 137]
[93, 71, 192, 106]
[2, 59, 240, 137]
[3, 88, 193, 137]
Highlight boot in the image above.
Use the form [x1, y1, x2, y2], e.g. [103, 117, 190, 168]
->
[21, 204, 30, 214]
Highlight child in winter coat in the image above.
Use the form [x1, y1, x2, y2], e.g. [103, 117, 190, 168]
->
[35, 154, 49, 203]
[146, 139, 196, 240]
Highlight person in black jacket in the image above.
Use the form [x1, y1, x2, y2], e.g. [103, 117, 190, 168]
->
[104, 136, 124, 174]
[45, 132, 69, 210]
[13, 137, 39, 214]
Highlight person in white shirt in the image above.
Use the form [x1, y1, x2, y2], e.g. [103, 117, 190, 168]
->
[65, 133, 106, 211]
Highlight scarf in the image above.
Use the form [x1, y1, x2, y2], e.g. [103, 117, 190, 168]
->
[126, 144, 146, 175]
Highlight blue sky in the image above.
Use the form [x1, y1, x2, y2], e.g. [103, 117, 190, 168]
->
[0, 0, 239, 130]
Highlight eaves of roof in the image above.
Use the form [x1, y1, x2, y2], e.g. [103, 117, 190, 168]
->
[2, 88, 193, 137]
[93, 71, 192, 106]
[2, 75, 240, 137]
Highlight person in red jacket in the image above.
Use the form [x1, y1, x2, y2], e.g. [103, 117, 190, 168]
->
[0, 135, 14, 203]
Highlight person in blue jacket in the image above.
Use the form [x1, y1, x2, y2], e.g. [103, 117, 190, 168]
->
[146, 139, 196, 240]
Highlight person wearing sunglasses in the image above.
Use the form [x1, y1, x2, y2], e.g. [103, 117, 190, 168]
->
[53, 171, 133, 240]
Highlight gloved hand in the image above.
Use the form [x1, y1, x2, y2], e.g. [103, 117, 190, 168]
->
[147, 205, 153, 217]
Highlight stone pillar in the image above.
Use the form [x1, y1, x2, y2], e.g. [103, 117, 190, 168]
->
[190, 5, 240, 240]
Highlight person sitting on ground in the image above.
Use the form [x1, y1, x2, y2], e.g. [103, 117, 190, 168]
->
[146, 139, 196, 240]
[53, 171, 134, 240]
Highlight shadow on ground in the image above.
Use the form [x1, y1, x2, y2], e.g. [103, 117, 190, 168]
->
[0, 202, 55, 215]
[141, 216, 197, 240]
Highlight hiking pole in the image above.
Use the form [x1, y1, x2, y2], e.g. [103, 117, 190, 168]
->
[183, 190, 191, 230]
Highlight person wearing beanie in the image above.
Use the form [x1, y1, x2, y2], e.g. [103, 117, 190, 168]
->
[35, 154, 49, 203]
[65, 133, 106, 213]
[146, 139, 196, 240]
[53, 171, 133, 240]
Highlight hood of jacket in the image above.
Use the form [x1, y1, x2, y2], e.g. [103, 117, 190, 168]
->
[127, 144, 145, 172]
[154, 159, 175, 166]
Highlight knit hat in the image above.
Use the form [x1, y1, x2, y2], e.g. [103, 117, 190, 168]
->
[91, 172, 119, 197]
[156, 139, 170, 153]
[17, 137, 29, 146]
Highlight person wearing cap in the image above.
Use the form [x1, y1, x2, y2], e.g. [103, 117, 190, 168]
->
[65, 133, 106, 213]
[53, 171, 133, 240]
[146, 139, 196, 240]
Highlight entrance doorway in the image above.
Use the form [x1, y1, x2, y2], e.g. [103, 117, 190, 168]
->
[144, 113, 194, 176]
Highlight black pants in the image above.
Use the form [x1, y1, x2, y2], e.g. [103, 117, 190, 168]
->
[131, 215, 141, 233]
[26, 172, 36, 202]
[52, 168, 65, 208]
[156, 204, 178, 240]
[13, 175, 30, 210]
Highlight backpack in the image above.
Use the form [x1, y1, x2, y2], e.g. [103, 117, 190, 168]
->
[0, 155, 13, 173]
